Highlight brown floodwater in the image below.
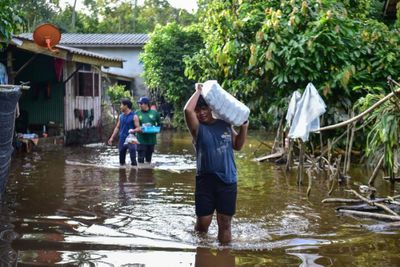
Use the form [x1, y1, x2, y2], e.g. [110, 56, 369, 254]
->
[2, 130, 400, 266]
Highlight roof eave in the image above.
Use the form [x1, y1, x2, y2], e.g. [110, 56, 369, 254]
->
[64, 44, 146, 48]
[10, 38, 124, 68]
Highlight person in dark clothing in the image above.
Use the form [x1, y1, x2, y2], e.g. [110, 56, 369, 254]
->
[108, 99, 140, 166]
[183, 83, 249, 244]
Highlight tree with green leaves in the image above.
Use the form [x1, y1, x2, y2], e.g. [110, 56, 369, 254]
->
[106, 84, 132, 121]
[184, 0, 400, 130]
[14, 0, 59, 32]
[10, 0, 197, 34]
[140, 22, 203, 125]
[0, 0, 24, 41]
[57, 0, 197, 33]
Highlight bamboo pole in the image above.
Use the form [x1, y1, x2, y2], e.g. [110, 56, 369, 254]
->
[322, 198, 364, 204]
[306, 168, 312, 197]
[323, 195, 400, 204]
[319, 115, 324, 168]
[306, 156, 317, 197]
[337, 209, 400, 221]
[314, 84, 400, 132]
[272, 117, 283, 153]
[343, 114, 351, 175]
[345, 115, 356, 174]
[286, 140, 293, 171]
[368, 155, 384, 186]
[328, 156, 341, 195]
[297, 140, 305, 185]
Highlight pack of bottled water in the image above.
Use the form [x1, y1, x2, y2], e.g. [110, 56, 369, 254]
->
[201, 80, 250, 126]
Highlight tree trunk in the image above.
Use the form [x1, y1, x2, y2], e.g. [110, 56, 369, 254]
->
[71, 0, 77, 32]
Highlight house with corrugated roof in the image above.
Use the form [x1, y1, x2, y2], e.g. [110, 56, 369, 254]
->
[0, 35, 124, 145]
[54, 33, 149, 97]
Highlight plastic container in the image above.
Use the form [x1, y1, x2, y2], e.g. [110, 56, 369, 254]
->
[201, 80, 250, 126]
[142, 126, 161, 133]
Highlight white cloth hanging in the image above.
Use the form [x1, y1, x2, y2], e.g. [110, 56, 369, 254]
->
[285, 90, 302, 127]
[288, 83, 326, 142]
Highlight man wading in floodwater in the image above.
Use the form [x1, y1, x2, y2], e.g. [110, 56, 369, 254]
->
[183, 83, 249, 244]
[108, 98, 140, 166]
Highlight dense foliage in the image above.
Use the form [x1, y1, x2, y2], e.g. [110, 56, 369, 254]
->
[106, 84, 131, 105]
[140, 23, 203, 125]
[184, 0, 400, 128]
[106, 84, 132, 121]
[13, 0, 197, 33]
[355, 85, 400, 177]
[0, 0, 23, 41]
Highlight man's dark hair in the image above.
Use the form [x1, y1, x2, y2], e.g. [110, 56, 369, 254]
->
[195, 95, 208, 109]
[121, 98, 132, 109]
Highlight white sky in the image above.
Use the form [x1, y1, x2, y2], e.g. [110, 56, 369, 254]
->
[60, 0, 198, 13]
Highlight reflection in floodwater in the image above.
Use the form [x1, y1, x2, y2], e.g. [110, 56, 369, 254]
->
[0, 205, 18, 266]
[195, 247, 235, 267]
[6, 131, 400, 266]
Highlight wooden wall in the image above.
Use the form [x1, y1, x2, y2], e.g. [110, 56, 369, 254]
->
[64, 61, 102, 132]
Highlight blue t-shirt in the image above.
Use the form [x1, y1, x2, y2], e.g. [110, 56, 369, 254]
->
[195, 119, 237, 184]
[119, 111, 135, 144]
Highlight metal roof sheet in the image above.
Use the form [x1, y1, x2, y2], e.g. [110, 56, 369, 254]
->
[15, 35, 125, 63]
[60, 33, 149, 47]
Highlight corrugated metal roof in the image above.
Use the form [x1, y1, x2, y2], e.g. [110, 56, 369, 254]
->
[19, 33, 148, 47]
[59, 33, 149, 47]
[15, 34, 125, 64]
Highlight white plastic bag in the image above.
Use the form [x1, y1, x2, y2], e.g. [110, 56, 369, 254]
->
[124, 129, 139, 145]
[201, 80, 250, 126]
[288, 83, 326, 142]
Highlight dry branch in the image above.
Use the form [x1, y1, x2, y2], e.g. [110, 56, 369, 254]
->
[347, 189, 399, 216]
[322, 198, 364, 204]
[337, 209, 400, 221]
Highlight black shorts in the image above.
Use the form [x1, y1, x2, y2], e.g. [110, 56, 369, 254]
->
[195, 174, 237, 217]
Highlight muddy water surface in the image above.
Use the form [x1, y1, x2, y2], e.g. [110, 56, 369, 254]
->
[4, 130, 400, 266]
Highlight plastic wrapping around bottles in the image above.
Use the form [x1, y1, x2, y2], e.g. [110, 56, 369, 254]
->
[201, 80, 250, 126]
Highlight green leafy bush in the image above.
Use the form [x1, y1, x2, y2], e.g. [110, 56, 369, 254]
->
[140, 22, 203, 127]
[106, 84, 131, 105]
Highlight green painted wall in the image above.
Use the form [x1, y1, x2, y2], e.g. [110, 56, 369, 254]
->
[14, 50, 64, 132]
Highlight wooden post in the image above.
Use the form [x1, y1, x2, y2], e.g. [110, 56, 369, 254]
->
[297, 139, 305, 185]
[345, 122, 355, 174]
[343, 111, 351, 175]
[7, 50, 14, 84]
[272, 117, 283, 153]
[319, 115, 324, 169]
[286, 139, 293, 171]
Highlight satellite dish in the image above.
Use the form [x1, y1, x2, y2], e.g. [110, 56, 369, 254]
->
[33, 23, 61, 52]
